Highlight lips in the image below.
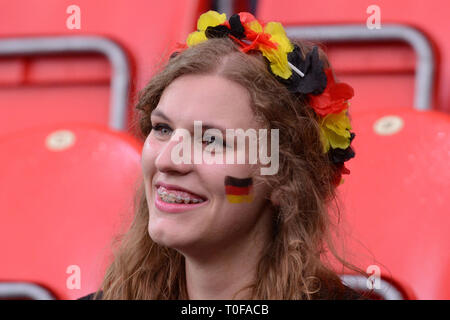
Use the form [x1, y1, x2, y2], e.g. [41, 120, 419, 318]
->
[155, 181, 207, 201]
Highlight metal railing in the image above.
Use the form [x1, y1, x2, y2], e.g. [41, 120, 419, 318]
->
[0, 282, 56, 300]
[0, 36, 131, 130]
[285, 24, 435, 111]
[340, 274, 407, 300]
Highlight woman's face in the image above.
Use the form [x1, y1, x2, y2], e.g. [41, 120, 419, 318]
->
[142, 74, 274, 256]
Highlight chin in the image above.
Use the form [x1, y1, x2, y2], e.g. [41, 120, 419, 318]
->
[147, 222, 189, 250]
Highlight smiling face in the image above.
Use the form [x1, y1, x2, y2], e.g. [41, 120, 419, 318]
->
[141, 74, 274, 257]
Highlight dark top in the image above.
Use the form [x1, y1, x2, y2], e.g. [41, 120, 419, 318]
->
[77, 285, 369, 300]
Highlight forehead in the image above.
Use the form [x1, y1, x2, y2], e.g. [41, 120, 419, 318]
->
[154, 74, 258, 129]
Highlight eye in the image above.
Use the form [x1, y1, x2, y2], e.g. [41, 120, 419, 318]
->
[151, 123, 173, 137]
[203, 134, 227, 147]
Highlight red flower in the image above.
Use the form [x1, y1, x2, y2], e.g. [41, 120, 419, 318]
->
[225, 12, 277, 54]
[341, 164, 350, 175]
[309, 68, 354, 117]
[332, 164, 351, 187]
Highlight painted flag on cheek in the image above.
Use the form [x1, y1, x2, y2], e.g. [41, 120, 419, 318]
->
[225, 176, 253, 203]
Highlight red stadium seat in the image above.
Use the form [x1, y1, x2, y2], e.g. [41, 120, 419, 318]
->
[257, 0, 449, 299]
[2, 0, 449, 301]
[337, 107, 450, 299]
[0, 0, 211, 136]
[257, 0, 450, 113]
[0, 36, 131, 137]
[0, 0, 210, 300]
[0, 124, 142, 299]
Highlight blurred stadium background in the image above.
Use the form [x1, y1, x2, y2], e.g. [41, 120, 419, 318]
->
[0, 0, 448, 300]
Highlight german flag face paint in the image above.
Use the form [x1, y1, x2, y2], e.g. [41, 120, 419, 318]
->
[225, 176, 253, 203]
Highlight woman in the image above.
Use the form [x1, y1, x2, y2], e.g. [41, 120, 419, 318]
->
[80, 11, 366, 300]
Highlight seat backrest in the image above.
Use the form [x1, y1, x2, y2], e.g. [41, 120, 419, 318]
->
[336, 107, 450, 299]
[257, 0, 450, 113]
[0, 36, 131, 137]
[0, 123, 142, 299]
[0, 0, 210, 136]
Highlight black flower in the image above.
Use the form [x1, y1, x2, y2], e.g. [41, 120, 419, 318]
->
[276, 45, 327, 95]
[205, 14, 245, 40]
[205, 25, 230, 38]
[228, 14, 245, 39]
[328, 132, 356, 164]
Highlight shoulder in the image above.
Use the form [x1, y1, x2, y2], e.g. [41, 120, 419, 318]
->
[77, 291, 103, 300]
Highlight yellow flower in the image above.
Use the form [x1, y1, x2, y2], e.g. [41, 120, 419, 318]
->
[319, 109, 352, 153]
[185, 11, 294, 80]
[186, 10, 227, 47]
[259, 22, 294, 79]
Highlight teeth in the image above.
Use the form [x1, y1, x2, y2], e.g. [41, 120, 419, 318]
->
[157, 186, 205, 204]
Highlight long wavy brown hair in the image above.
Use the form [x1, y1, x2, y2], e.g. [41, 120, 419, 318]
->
[95, 37, 367, 299]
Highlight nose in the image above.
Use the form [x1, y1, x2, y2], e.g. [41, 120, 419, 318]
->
[155, 129, 194, 175]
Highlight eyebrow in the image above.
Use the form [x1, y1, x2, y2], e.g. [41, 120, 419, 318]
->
[151, 109, 228, 134]
[151, 109, 170, 122]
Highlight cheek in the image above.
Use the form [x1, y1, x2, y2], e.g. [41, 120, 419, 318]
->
[214, 178, 270, 237]
[202, 164, 267, 224]
[224, 175, 253, 204]
[141, 136, 159, 174]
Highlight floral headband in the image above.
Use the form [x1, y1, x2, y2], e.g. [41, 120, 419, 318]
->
[171, 10, 356, 187]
